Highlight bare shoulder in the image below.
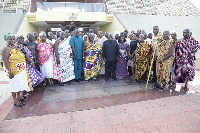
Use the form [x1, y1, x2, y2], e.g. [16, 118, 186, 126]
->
[2, 46, 11, 58]
[55, 39, 60, 44]
[2, 46, 11, 53]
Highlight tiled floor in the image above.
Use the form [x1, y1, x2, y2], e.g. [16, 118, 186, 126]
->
[0, 70, 200, 132]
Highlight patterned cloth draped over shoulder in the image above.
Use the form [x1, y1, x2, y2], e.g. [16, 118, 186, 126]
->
[37, 42, 53, 66]
[156, 39, 175, 86]
[58, 37, 75, 82]
[37, 41, 61, 81]
[173, 37, 200, 83]
[24, 46, 45, 87]
[135, 41, 153, 80]
[84, 42, 102, 80]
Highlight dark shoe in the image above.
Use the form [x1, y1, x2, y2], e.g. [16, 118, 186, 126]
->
[14, 101, 24, 107]
[106, 78, 109, 81]
[75, 79, 80, 82]
[112, 77, 117, 80]
[149, 80, 156, 83]
[152, 83, 159, 89]
[79, 78, 83, 81]
[93, 78, 98, 81]
[59, 83, 64, 86]
[157, 87, 165, 92]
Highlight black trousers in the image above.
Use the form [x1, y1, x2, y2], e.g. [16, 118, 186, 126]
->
[152, 60, 157, 82]
[105, 61, 117, 80]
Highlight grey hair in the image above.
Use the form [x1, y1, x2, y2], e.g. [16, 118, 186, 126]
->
[39, 32, 46, 38]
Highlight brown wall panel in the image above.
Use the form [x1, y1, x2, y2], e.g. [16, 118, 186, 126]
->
[31, 0, 45, 12]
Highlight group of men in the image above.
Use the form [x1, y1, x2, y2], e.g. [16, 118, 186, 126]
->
[22, 26, 200, 91]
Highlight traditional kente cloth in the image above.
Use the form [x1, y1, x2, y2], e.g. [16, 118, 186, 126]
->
[156, 39, 175, 86]
[152, 32, 162, 49]
[5, 49, 33, 92]
[83, 42, 102, 80]
[24, 47, 45, 87]
[97, 36, 107, 75]
[135, 41, 153, 80]
[173, 37, 200, 83]
[58, 38, 75, 82]
[37, 41, 61, 81]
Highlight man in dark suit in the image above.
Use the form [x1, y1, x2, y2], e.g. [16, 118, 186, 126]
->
[102, 33, 119, 81]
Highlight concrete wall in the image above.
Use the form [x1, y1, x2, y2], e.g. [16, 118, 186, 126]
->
[0, 13, 25, 50]
[195, 58, 200, 70]
[17, 14, 39, 40]
[98, 15, 125, 35]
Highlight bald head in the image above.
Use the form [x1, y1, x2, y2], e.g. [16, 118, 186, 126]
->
[48, 32, 55, 40]
[98, 31, 103, 38]
[183, 29, 190, 39]
[163, 31, 170, 40]
[74, 29, 79, 37]
[27, 33, 34, 42]
[153, 26, 159, 36]
[88, 33, 94, 42]
[89, 29, 94, 33]
[139, 34, 145, 43]
[60, 31, 66, 40]
[108, 33, 113, 40]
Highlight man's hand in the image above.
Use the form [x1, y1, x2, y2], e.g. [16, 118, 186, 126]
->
[74, 54, 77, 60]
[31, 63, 35, 68]
[57, 59, 60, 65]
[188, 54, 194, 59]
[70, 53, 73, 58]
[104, 58, 106, 62]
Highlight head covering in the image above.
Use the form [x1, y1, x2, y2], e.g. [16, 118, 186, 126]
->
[14, 34, 24, 39]
[4, 33, 14, 41]
[124, 30, 128, 33]
[39, 31, 46, 38]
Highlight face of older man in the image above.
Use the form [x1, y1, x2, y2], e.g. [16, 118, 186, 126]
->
[88, 33, 94, 42]
[183, 29, 190, 39]
[98, 31, 103, 38]
[49, 32, 54, 39]
[60, 32, 66, 40]
[27, 33, 34, 42]
[139, 34, 145, 43]
[163, 31, 170, 40]
[108, 33, 113, 40]
[171, 33, 177, 40]
[153, 26, 159, 36]
[74, 30, 79, 37]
